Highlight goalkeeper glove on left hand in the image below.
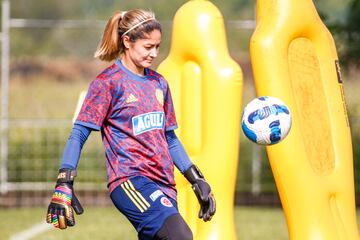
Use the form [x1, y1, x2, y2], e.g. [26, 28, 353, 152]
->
[46, 169, 84, 229]
[184, 165, 216, 222]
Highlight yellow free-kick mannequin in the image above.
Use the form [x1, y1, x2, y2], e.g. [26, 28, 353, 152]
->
[250, 0, 359, 239]
[158, 0, 243, 239]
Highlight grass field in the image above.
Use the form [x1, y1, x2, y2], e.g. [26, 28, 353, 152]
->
[2, 206, 360, 240]
[0, 206, 289, 240]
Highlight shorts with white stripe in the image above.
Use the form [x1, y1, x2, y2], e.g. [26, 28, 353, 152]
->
[110, 176, 179, 240]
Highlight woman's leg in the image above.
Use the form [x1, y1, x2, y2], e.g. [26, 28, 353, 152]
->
[154, 213, 193, 240]
[110, 176, 188, 240]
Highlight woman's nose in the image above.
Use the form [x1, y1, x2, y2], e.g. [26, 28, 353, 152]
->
[149, 48, 158, 58]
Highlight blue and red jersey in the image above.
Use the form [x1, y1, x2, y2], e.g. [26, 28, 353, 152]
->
[75, 59, 178, 199]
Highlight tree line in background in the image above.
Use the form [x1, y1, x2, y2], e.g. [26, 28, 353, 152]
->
[2, 0, 360, 69]
[326, 0, 360, 68]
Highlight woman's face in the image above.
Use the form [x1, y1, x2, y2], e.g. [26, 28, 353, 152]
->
[124, 29, 161, 69]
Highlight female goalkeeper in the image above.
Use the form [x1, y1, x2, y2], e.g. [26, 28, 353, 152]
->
[46, 9, 216, 240]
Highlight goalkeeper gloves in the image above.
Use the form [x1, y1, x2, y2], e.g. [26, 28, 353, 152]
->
[46, 169, 84, 229]
[184, 165, 216, 222]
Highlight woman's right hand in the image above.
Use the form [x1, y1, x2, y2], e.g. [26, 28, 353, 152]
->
[46, 169, 83, 229]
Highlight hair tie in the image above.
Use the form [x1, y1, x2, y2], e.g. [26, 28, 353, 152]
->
[121, 11, 127, 19]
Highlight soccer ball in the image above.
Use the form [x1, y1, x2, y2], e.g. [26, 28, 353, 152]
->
[241, 96, 292, 145]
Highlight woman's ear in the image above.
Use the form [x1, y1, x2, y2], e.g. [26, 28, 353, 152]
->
[122, 35, 131, 49]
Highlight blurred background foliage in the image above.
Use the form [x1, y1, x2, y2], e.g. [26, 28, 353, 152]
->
[322, 0, 360, 67]
[7, 0, 254, 58]
[3, 0, 358, 65]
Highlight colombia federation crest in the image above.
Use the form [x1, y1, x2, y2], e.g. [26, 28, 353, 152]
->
[155, 88, 164, 106]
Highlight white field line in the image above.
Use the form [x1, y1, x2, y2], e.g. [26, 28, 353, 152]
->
[9, 221, 52, 240]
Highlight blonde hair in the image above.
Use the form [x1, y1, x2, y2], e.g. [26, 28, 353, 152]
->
[94, 9, 161, 61]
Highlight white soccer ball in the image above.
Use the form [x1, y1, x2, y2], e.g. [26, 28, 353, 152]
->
[241, 96, 292, 145]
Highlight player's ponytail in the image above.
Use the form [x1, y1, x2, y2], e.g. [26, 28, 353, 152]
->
[94, 11, 123, 61]
[94, 9, 161, 62]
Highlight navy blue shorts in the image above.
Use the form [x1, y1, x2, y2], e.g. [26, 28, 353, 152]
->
[110, 176, 179, 240]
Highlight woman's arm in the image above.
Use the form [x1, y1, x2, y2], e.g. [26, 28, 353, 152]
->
[165, 130, 192, 173]
[165, 130, 216, 221]
[46, 123, 92, 229]
[60, 123, 92, 170]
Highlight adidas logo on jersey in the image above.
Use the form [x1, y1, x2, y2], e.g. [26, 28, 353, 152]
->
[126, 94, 138, 103]
[132, 111, 165, 135]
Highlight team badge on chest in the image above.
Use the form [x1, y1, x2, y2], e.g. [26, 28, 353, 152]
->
[155, 88, 164, 106]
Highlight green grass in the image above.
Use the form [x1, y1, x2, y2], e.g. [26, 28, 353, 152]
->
[0, 206, 288, 240]
[3, 206, 360, 240]
[235, 207, 288, 240]
[9, 77, 89, 119]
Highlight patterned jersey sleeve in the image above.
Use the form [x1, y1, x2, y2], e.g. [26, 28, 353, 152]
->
[162, 79, 178, 131]
[75, 75, 113, 131]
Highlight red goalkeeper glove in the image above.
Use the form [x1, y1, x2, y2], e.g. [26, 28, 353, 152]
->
[184, 165, 216, 222]
[46, 169, 83, 229]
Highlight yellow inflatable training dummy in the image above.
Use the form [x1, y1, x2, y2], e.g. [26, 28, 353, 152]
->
[158, 0, 243, 239]
[250, 0, 359, 239]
